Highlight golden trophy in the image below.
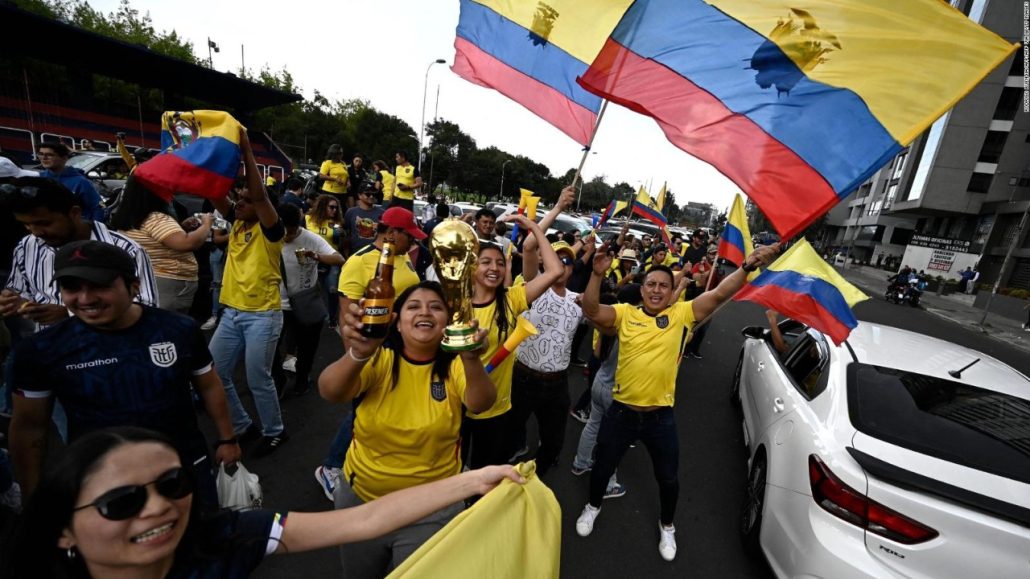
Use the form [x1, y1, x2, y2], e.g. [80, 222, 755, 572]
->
[430, 219, 481, 352]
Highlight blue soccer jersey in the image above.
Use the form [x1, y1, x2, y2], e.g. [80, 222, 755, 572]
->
[8, 306, 213, 451]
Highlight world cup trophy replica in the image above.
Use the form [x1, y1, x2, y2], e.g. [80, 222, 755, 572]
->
[430, 219, 481, 352]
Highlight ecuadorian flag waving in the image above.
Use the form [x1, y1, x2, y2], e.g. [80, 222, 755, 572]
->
[717, 194, 753, 269]
[735, 239, 867, 345]
[134, 110, 242, 201]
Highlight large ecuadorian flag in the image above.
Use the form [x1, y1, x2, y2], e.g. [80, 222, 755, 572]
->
[134, 110, 242, 201]
[578, 0, 1019, 238]
[735, 239, 868, 345]
[453, 0, 633, 145]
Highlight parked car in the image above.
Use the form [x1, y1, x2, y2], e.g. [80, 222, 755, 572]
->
[732, 320, 1030, 578]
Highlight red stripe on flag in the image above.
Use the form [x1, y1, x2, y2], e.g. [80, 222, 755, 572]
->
[134, 154, 235, 201]
[579, 39, 840, 239]
[453, 37, 597, 146]
[734, 282, 852, 345]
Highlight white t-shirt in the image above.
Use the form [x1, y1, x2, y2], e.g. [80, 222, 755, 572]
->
[280, 229, 337, 310]
[516, 287, 582, 373]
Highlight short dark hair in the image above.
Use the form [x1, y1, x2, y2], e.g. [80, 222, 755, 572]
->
[395, 150, 409, 162]
[2, 176, 80, 214]
[645, 264, 675, 285]
[278, 202, 303, 229]
[435, 203, 449, 219]
[38, 142, 70, 157]
[474, 208, 495, 221]
[285, 177, 303, 191]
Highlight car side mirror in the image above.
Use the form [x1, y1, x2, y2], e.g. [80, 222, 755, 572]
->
[741, 326, 765, 340]
[87, 170, 101, 179]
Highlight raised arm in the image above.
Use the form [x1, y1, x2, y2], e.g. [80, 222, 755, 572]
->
[318, 299, 391, 403]
[239, 129, 279, 229]
[506, 214, 562, 302]
[583, 244, 617, 330]
[459, 325, 496, 414]
[536, 186, 575, 234]
[691, 244, 779, 323]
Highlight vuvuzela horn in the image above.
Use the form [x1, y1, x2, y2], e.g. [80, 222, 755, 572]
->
[484, 316, 538, 373]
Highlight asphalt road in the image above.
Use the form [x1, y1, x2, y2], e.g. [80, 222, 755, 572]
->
[240, 293, 1030, 579]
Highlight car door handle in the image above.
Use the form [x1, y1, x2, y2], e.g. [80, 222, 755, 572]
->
[772, 398, 785, 413]
[756, 362, 765, 372]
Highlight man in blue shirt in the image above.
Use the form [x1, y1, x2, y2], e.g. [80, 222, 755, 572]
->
[37, 142, 104, 222]
[7, 241, 240, 507]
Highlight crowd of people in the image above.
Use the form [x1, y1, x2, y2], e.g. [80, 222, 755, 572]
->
[0, 135, 779, 576]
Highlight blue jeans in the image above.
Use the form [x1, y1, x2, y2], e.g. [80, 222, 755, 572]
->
[210, 308, 284, 436]
[209, 247, 225, 316]
[325, 265, 341, 326]
[589, 402, 680, 524]
[322, 408, 354, 469]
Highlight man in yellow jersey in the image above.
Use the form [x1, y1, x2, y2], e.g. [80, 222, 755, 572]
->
[391, 151, 421, 212]
[319, 144, 350, 203]
[313, 206, 426, 501]
[372, 160, 395, 208]
[574, 241, 778, 561]
[207, 129, 290, 457]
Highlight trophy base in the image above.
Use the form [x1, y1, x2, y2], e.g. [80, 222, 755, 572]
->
[441, 325, 480, 352]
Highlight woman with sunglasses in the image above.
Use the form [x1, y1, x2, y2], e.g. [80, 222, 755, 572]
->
[12, 426, 522, 579]
[319, 281, 496, 577]
[306, 195, 344, 329]
[463, 212, 564, 469]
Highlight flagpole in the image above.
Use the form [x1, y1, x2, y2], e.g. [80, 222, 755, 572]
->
[569, 99, 609, 189]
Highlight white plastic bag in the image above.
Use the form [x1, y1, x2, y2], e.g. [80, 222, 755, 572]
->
[216, 463, 263, 509]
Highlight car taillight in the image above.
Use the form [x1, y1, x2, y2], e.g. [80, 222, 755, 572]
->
[809, 455, 938, 544]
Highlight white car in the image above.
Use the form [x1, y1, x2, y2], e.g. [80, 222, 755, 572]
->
[732, 321, 1030, 578]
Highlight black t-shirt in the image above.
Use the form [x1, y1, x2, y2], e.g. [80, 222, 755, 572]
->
[8, 307, 214, 456]
[681, 244, 707, 268]
[168, 510, 284, 579]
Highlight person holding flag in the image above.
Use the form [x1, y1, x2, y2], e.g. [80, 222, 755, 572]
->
[575, 240, 779, 561]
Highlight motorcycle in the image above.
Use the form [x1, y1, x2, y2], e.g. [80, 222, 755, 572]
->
[904, 278, 925, 307]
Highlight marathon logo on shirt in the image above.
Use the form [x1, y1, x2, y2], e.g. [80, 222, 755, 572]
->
[656, 315, 669, 329]
[66, 358, 119, 371]
[149, 342, 178, 367]
[431, 380, 447, 402]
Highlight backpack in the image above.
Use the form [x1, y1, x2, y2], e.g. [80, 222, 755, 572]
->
[303, 175, 321, 198]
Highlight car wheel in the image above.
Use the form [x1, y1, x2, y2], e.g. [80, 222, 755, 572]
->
[740, 451, 767, 556]
[730, 350, 744, 408]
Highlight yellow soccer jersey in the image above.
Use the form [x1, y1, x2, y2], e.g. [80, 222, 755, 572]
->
[337, 244, 420, 300]
[611, 301, 696, 407]
[344, 351, 468, 502]
[219, 220, 284, 312]
[320, 160, 349, 195]
[305, 214, 337, 248]
[394, 164, 418, 200]
[379, 169, 395, 201]
[470, 284, 529, 419]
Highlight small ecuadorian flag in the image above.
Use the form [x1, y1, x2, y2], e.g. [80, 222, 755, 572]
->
[134, 110, 242, 201]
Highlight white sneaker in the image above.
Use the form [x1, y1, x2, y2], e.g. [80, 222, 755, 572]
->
[282, 356, 297, 373]
[658, 522, 677, 561]
[576, 504, 601, 537]
[200, 316, 218, 331]
[314, 466, 341, 502]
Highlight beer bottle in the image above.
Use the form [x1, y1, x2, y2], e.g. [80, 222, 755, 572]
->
[360, 242, 396, 338]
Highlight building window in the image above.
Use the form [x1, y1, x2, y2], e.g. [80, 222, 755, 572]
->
[867, 200, 882, 215]
[883, 183, 899, 210]
[1008, 53, 1024, 77]
[967, 173, 993, 193]
[977, 131, 1008, 164]
[995, 87, 1021, 121]
[889, 228, 913, 245]
[891, 152, 908, 179]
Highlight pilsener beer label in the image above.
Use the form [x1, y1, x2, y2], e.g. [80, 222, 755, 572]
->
[361, 298, 393, 324]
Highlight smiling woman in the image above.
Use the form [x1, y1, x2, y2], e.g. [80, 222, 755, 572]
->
[11, 427, 523, 579]
[317, 281, 497, 577]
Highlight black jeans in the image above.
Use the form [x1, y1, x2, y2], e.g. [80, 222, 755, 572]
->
[273, 311, 324, 389]
[589, 402, 680, 525]
[509, 363, 570, 475]
[461, 413, 511, 469]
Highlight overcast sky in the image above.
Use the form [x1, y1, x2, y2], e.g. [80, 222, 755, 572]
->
[89, 0, 740, 211]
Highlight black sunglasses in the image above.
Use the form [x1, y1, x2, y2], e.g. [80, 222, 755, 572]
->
[73, 467, 194, 521]
[560, 256, 575, 266]
[0, 183, 40, 199]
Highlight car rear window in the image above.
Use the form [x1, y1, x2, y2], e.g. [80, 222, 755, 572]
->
[847, 363, 1030, 484]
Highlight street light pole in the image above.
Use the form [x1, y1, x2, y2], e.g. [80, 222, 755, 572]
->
[419, 58, 446, 172]
[499, 159, 513, 199]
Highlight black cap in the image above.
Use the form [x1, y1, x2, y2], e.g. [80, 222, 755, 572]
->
[54, 240, 136, 285]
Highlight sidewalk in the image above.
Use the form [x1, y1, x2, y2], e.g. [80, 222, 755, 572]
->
[838, 264, 1030, 354]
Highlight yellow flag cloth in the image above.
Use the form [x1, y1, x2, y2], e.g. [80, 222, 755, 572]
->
[388, 461, 561, 579]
